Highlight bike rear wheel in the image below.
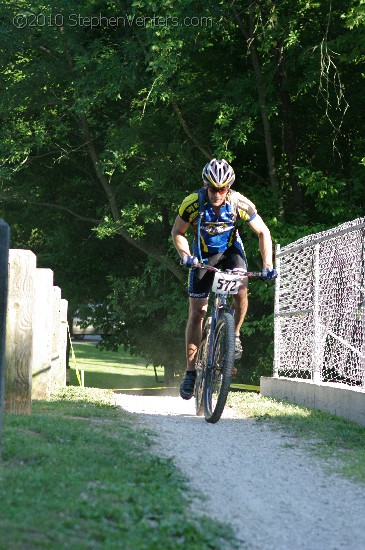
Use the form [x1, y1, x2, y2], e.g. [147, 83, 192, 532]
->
[203, 312, 235, 423]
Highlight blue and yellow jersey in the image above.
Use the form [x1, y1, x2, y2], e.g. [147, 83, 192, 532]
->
[178, 188, 257, 255]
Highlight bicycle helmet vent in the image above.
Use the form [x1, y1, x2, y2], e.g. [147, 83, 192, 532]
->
[202, 158, 235, 189]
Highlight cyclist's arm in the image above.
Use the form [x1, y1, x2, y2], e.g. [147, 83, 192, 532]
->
[171, 215, 193, 259]
[247, 214, 274, 269]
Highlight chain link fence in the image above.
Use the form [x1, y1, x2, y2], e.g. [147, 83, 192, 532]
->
[274, 217, 365, 387]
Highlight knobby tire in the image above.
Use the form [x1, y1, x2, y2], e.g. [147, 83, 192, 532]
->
[203, 312, 235, 424]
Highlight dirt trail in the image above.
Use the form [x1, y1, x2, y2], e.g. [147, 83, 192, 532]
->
[115, 394, 365, 550]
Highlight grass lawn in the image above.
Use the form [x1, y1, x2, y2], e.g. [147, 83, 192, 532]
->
[0, 388, 237, 550]
[227, 391, 365, 483]
[2, 344, 365, 549]
[69, 342, 173, 395]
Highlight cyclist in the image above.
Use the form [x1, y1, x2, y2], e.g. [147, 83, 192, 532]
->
[171, 158, 277, 400]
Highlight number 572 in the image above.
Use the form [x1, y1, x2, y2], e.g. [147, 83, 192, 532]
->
[216, 278, 238, 292]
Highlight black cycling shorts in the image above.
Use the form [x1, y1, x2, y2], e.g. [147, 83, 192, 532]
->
[188, 247, 247, 299]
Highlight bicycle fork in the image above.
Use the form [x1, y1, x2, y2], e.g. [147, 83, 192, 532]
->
[206, 295, 225, 370]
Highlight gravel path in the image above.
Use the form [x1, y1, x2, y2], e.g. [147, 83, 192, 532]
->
[115, 394, 365, 550]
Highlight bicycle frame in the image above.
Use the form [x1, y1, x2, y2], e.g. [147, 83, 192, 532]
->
[206, 292, 233, 368]
[190, 260, 274, 422]
[193, 263, 263, 421]
[198, 264, 261, 370]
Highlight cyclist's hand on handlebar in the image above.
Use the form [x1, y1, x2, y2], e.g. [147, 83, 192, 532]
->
[180, 255, 199, 268]
[261, 267, 277, 280]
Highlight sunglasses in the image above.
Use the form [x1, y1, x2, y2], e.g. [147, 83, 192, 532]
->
[207, 186, 229, 195]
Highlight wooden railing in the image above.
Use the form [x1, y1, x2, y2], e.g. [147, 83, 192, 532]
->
[4, 248, 68, 414]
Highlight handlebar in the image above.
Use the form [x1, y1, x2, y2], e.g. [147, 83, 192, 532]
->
[195, 263, 263, 279]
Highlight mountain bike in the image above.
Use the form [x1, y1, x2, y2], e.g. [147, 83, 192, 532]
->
[194, 265, 262, 424]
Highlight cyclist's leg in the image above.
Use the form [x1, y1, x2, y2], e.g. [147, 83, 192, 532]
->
[221, 247, 248, 361]
[232, 285, 247, 361]
[185, 253, 223, 370]
[185, 296, 209, 371]
[181, 296, 209, 400]
[232, 283, 248, 336]
[221, 246, 248, 335]
[180, 265, 211, 399]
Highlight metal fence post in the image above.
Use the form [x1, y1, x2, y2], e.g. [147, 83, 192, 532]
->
[0, 220, 10, 457]
[357, 227, 365, 388]
[312, 244, 321, 383]
[273, 244, 281, 378]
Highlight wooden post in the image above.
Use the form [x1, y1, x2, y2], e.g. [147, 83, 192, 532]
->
[5, 249, 36, 414]
[32, 269, 54, 400]
[51, 286, 61, 391]
[57, 298, 68, 388]
[51, 287, 67, 391]
[0, 220, 10, 454]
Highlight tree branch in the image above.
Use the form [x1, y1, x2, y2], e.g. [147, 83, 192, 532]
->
[0, 190, 184, 280]
[79, 114, 184, 280]
[241, 168, 270, 186]
[43, 28, 184, 281]
[79, 114, 121, 222]
[0, 193, 99, 223]
[171, 101, 212, 159]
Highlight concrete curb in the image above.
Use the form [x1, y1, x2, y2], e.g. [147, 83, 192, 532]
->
[260, 376, 365, 428]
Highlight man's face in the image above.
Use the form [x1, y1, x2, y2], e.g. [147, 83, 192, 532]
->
[207, 186, 229, 208]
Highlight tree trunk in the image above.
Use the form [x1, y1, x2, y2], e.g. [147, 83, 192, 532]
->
[233, 5, 282, 214]
[247, 8, 281, 201]
[275, 46, 303, 211]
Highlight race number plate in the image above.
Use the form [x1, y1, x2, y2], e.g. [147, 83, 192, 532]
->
[212, 272, 241, 295]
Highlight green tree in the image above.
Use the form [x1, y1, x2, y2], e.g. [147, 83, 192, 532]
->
[1, 0, 364, 385]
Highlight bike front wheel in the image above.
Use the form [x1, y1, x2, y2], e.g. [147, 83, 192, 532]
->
[203, 312, 235, 423]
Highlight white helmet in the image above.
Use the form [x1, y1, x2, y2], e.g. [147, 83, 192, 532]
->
[202, 158, 235, 189]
